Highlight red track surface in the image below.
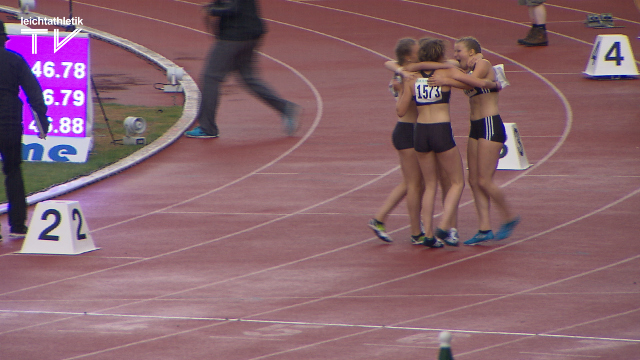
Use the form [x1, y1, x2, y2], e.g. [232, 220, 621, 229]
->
[1, 1, 639, 359]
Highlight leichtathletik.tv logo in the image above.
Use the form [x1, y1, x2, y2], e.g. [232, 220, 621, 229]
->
[19, 16, 84, 54]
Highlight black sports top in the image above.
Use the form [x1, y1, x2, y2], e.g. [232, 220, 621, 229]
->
[413, 70, 451, 106]
[464, 86, 498, 98]
[463, 70, 498, 98]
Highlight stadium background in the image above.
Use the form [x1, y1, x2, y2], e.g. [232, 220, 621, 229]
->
[0, 1, 639, 359]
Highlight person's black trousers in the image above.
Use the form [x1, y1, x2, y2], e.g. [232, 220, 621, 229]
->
[196, 38, 288, 135]
[0, 132, 27, 231]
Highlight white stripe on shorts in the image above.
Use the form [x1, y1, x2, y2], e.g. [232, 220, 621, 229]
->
[484, 116, 494, 140]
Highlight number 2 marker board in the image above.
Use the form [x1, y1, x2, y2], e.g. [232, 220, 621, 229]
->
[584, 34, 639, 78]
[20, 200, 99, 255]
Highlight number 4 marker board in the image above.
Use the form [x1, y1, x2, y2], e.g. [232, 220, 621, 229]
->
[20, 200, 99, 255]
[584, 34, 639, 78]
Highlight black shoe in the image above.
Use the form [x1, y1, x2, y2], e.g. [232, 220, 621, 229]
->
[410, 233, 425, 245]
[422, 236, 444, 248]
[9, 226, 28, 238]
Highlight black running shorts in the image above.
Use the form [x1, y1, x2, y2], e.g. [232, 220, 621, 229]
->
[469, 115, 507, 143]
[392, 122, 414, 150]
[414, 122, 456, 153]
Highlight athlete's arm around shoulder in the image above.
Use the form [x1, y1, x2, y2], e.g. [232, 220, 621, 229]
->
[384, 60, 400, 72]
[441, 67, 497, 90]
[404, 60, 457, 72]
[396, 76, 415, 117]
[470, 59, 493, 80]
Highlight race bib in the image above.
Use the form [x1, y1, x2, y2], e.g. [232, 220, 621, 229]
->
[414, 78, 442, 105]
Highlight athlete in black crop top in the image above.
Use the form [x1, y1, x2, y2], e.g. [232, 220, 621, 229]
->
[450, 37, 520, 245]
[398, 38, 513, 245]
[396, 38, 469, 248]
[370, 38, 425, 244]
[413, 70, 451, 106]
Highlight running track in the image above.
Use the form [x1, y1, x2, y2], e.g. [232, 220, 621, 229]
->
[0, 1, 639, 359]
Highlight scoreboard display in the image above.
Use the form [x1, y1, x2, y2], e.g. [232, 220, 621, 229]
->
[5, 28, 93, 162]
[6, 32, 91, 137]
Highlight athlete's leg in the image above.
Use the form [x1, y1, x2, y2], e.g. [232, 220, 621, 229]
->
[398, 148, 424, 237]
[467, 137, 492, 231]
[476, 138, 515, 223]
[373, 183, 406, 224]
[416, 151, 438, 238]
[436, 162, 457, 229]
[435, 147, 465, 231]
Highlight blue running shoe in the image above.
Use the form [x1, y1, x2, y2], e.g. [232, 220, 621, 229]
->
[185, 126, 218, 138]
[495, 216, 521, 240]
[282, 102, 300, 136]
[464, 230, 494, 245]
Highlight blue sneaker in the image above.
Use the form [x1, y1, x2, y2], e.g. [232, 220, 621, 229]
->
[282, 102, 300, 136]
[185, 126, 218, 138]
[464, 230, 494, 245]
[495, 216, 521, 240]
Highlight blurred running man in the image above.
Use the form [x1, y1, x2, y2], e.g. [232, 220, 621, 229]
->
[186, 0, 300, 138]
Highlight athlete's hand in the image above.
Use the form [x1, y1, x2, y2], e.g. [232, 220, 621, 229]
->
[467, 53, 484, 68]
[402, 71, 419, 81]
[427, 73, 447, 87]
[389, 77, 402, 97]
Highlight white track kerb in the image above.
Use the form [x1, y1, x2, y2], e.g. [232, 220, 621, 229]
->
[0, 6, 200, 214]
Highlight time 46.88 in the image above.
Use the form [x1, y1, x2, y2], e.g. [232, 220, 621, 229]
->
[29, 117, 85, 136]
